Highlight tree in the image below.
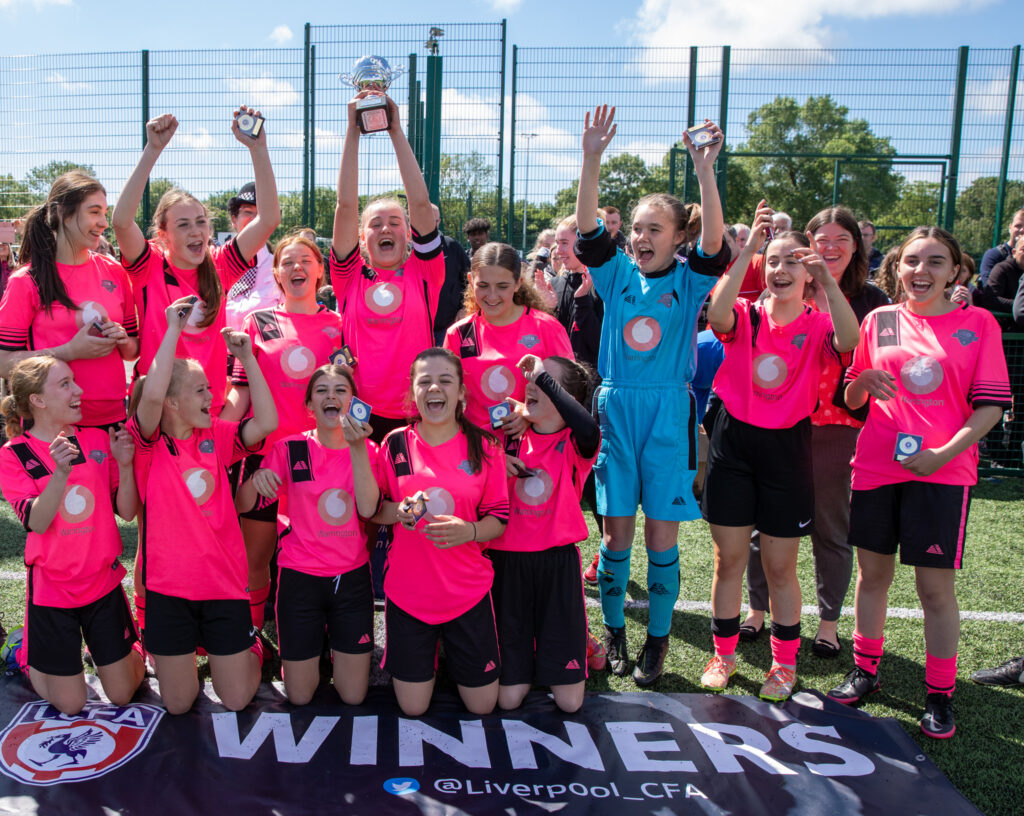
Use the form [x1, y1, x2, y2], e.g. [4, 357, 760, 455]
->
[874, 179, 943, 253]
[553, 152, 655, 227]
[0, 175, 38, 220]
[953, 176, 1024, 259]
[23, 161, 96, 196]
[730, 95, 900, 228]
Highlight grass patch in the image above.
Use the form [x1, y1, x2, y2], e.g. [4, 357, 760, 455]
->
[1, 478, 1022, 815]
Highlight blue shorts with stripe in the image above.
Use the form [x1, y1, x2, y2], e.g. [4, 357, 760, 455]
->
[593, 380, 700, 522]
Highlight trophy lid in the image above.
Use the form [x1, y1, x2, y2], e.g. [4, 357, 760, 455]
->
[340, 56, 403, 91]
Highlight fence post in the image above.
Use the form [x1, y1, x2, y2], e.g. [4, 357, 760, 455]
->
[682, 46, 698, 205]
[508, 45, 518, 244]
[141, 49, 151, 229]
[717, 46, 730, 216]
[422, 54, 443, 206]
[944, 46, 969, 232]
[668, 146, 677, 197]
[302, 25, 310, 226]
[496, 18, 507, 239]
[994, 44, 1021, 246]
[407, 54, 419, 165]
[308, 44, 317, 229]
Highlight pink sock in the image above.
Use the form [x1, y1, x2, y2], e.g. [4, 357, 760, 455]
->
[925, 652, 957, 696]
[133, 593, 146, 634]
[853, 631, 884, 674]
[713, 633, 739, 658]
[249, 584, 270, 629]
[770, 635, 799, 667]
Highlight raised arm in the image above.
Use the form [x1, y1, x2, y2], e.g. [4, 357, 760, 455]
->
[230, 106, 281, 264]
[799, 250, 860, 353]
[684, 119, 724, 256]
[224, 329, 278, 447]
[575, 105, 616, 235]
[331, 96, 363, 258]
[112, 114, 178, 265]
[135, 297, 191, 439]
[385, 96, 433, 237]
[341, 414, 381, 519]
[707, 202, 771, 334]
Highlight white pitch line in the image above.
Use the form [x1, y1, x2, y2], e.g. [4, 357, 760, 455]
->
[1, 570, 1022, 623]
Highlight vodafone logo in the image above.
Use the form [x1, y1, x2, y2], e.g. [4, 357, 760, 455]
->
[752, 354, 787, 390]
[77, 301, 108, 330]
[183, 468, 216, 505]
[901, 356, 944, 395]
[623, 316, 661, 351]
[481, 365, 515, 402]
[182, 300, 207, 335]
[281, 345, 317, 379]
[365, 282, 403, 315]
[317, 488, 354, 526]
[515, 468, 554, 506]
[59, 485, 95, 524]
[421, 487, 455, 519]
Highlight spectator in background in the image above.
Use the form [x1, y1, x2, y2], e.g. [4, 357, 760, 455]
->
[975, 235, 1024, 314]
[224, 182, 279, 331]
[873, 247, 902, 303]
[773, 211, 793, 233]
[859, 219, 884, 274]
[431, 203, 471, 345]
[980, 208, 1024, 286]
[604, 206, 627, 251]
[463, 217, 491, 257]
[0, 241, 15, 300]
[731, 223, 750, 250]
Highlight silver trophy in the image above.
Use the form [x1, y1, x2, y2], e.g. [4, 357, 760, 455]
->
[339, 56, 405, 134]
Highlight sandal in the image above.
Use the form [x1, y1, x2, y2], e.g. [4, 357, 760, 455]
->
[811, 637, 841, 658]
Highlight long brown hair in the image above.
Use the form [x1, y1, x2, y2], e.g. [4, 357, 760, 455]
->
[19, 171, 106, 315]
[0, 355, 62, 438]
[804, 206, 868, 299]
[151, 189, 221, 329]
[408, 348, 496, 474]
[464, 241, 552, 315]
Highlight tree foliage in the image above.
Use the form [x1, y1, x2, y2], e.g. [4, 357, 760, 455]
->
[23, 161, 96, 196]
[952, 175, 1024, 259]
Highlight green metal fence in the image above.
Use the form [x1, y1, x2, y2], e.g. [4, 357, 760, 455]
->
[0, 38, 1021, 262]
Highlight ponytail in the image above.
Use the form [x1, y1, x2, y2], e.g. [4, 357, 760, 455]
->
[3, 354, 63, 437]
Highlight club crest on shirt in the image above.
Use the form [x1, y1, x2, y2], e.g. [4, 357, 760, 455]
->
[199, 439, 215, 454]
[791, 333, 807, 349]
[952, 329, 978, 346]
[555, 439, 566, 453]
[518, 334, 540, 349]
[900, 355, 944, 395]
[321, 325, 340, 339]
[752, 354, 787, 390]
[457, 460, 474, 475]
[0, 701, 163, 786]
[623, 316, 662, 352]
[59, 485, 95, 524]
[658, 293, 674, 308]
[89, 450, 106, 464]
[99, 280, 117, 293]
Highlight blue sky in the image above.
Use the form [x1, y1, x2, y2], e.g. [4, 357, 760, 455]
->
[0, 0, 1020, 58]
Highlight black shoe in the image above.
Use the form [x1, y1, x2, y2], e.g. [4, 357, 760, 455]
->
[970, 656, 1024, 687]
[811, 637, 841, 659]
[738, 620, 764, 643]
[920, 693, 956, 739]
[827, 666, 881, 705]
[632, 635, 669, 687]
[603, 625, 629, 677]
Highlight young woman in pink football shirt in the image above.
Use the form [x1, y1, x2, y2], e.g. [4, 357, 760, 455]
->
[330, 91, 443, 440]
[0, 356, 143, 715]
[0, 172, 138, 427]
[129, 298, 277, 715]
[375, 348, 509, 717]
[490, 353, 600, 713]
[222, 234, 344, 630]
[443, 242, 573, 436]
[112, 107, 281, 416]
[701, 207, 859, 702]
[244, 365, 379, 706]
[827, 227, 1010, 739]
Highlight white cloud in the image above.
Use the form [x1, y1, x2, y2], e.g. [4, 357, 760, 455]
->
[269, 25, 293, 45]
[45, 71, 88, 92]
[176, 127, 215, 150]
[487, 0, 523, 10]
[0, 0, 71, 7]
[626, 0, 998, 51]
[225, 75, 300, 109]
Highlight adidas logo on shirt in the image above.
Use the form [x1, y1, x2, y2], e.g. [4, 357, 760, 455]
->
[394, 453, 407, 465]
[358, 633, 371, 644]
[926, 544, 944, 555]
[671, 496, 686, 505]
[565, 659, 581, 670]
[484, 660, 496, 672]
[25, 459, 41, 470]
[880, 327, 896, 337]
[292, 461, 308, 471]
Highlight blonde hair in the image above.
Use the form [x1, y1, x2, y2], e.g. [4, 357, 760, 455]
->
[1, 355, 61, 438]
[151, 189, 221, 328]
[273, 232, 325, 294]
